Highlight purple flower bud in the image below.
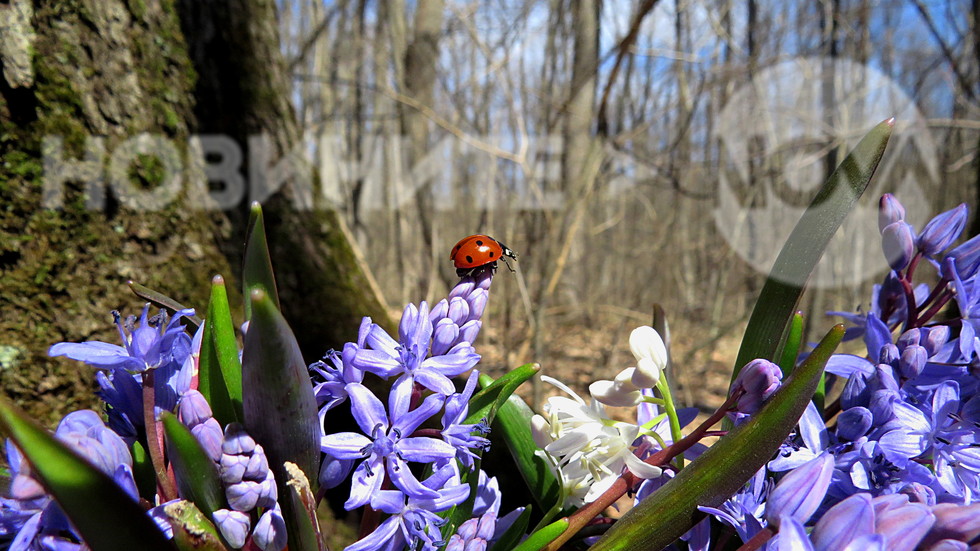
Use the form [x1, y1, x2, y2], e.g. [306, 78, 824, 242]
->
[869, 389, 900, 425]
[841, 372, 871, 410]
[191, 418, 224, 462]
[917, 204, 967, 257]
[318, 454, 354, 490]
[431, 318, 459, 357]
[222, 424, 257, 455]
[447, 297, 469, 325]
[221, 453, 248, 484]
[837, 406, 873, 441]
[875, 500, 934, 551]
[896, 329, 920, 349]
[879, 194, 907, 232]
[925, 541, 968, 551]
[256, 473, 278, 508]
[226, 480, 262, 511]
[899, 345, 927, 379]
[729, 359, 782, 414]
[879, 344, 900, 368]
[213, 509, 250, 549]
[947, 233, 980, 280]
[810, 492, 875, 551]
[244, 446, 270, 480]
[765, 453, 835, 528]
[253, 506, 287, 551]
[919, 326, 949, 357]
[920, 503, 980, 548]
[882, 221, 915, 270]
[178, 390, 214, 428]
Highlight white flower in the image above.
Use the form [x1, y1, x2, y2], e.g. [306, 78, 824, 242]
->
[629, 326, 667, 388]
[589, 367, 642, 407]
[533, 376, 662, 508]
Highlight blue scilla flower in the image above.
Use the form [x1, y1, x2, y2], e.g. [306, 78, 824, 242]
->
[0, 411, 145, 550]
[49, 305, 193, 373]
[877, 381, 980, 500]
[48, 306, 195, 438]
[352, 302, 481, 395]
[345, 463, 470, 551]
[320, 382, 455, 510]
[446, 469, 524, 551]
[440, 371, 490, 467]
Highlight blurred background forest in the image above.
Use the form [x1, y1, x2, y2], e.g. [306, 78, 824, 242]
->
[1, 0, 979, 422]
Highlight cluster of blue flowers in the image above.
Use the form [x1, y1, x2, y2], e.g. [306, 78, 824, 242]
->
[694, 194, 980, 549]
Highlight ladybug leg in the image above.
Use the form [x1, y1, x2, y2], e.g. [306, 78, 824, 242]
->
[500, 258, 516, 273]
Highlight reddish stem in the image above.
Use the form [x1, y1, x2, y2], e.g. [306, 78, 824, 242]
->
[143, 369, 177, 501]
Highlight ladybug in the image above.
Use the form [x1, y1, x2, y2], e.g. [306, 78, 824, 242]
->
[450, 234, 518, 275]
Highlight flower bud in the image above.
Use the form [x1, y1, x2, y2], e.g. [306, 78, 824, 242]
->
[921, 503, 980, 548]
[948, 233, 980, 281]
[875, 500, 935, 551]
[591, 368, 642, 407]
[917, 204, 967, 257]
[879, 194, 907, 232]
[765, 453, 835, 528]
[629, 326, 667, 388]
[882, 221, 915, 270]
[253, 506, 287, 551]
[837, 406, 873, 441]
[899, 345, 927, 379]
[810, 492, 874, 551]
[729, 359, 782, 414]
[213, 509, 250, 549]
[178, 390, 214, 427]
[919, 326, 949, 357]
[318, 454, 354, 490]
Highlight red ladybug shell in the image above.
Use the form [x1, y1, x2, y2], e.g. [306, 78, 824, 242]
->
[450, 235, 516, 269]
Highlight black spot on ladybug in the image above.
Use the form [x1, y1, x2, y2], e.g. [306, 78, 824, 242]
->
[466, 255, 474, 264]
[475, 240, 485, 246]
[489, 251, 496, 258]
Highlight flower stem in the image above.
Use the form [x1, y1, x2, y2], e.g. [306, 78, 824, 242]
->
[142, 369, 176, 501]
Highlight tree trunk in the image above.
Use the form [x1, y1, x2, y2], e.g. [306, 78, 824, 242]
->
[0, 0, 392, 424]
[177, 0, 393, 358]
[0, 0, 232, 424]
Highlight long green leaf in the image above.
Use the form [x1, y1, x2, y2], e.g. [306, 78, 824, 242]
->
[243, 203, 280, 320]
[732, 119, 893, 378]
[590, 324, 845, 551]
[469, 363, 539, 426]
[0, 398, 173, 551]
[490, 391, 562, 515]
[241, 288, 319, 551]
[512, 518, 569, 551]
[198, 275, 243, 426]
[161, 412, 225, 518]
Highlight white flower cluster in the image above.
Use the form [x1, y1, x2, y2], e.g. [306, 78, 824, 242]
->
[531, 326, 669, 507]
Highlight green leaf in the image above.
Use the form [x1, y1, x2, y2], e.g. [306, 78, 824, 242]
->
[512, 517, 569, 551]
[0, 398, 173, 551]
[243, 203, 280, 320]
[128, 281, 203, 329]
[163, 500, 228, 551]
[488, 505, 533, 551]
[732, 119, 893, 379]
[161, 412, 224, 518]
[589, 324, 845, 551]
[130, 439, 156, 501]
[468, 363, 539, 426]
[241, 288, 320, 551]
[775, 312, 804, 376]
[198, 275, 243, 426]
[488, 388, 562, 515]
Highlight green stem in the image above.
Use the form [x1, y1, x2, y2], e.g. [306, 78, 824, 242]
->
[656, 377, 683, 467]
